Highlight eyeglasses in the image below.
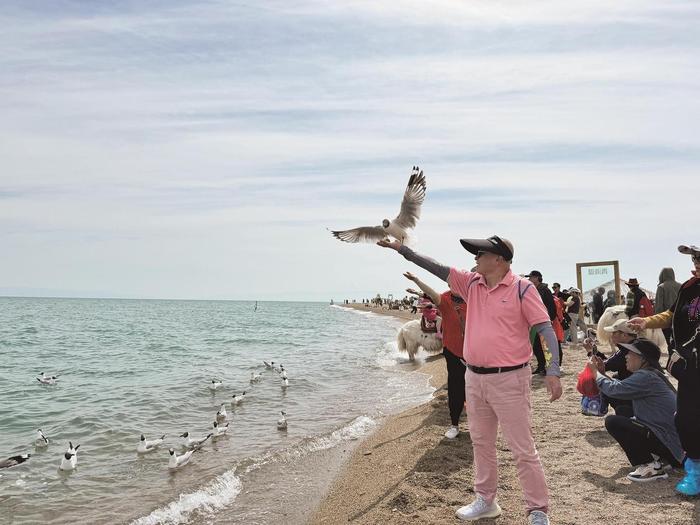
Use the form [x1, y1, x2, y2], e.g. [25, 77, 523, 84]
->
[692, 255, 700, 262]
[475, 250, 488, 259]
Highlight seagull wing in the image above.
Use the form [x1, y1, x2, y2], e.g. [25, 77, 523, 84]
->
[329, 225, 386, 243]
[393, 169, 426, 230]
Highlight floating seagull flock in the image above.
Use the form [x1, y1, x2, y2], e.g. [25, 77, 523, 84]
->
[2, 361, 290, 473]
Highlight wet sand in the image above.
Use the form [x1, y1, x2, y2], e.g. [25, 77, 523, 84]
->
[312, 306, 699, 524]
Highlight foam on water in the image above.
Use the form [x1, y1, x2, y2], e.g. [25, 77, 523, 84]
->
[131, 470, 242, 525]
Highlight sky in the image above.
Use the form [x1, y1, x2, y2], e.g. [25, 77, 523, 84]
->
[1, 0, 699, 301]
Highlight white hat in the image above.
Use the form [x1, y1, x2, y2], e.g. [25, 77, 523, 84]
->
[603, 318, 636, 335]
[568, 287, 581, 293]
[678, 244, 700, 256]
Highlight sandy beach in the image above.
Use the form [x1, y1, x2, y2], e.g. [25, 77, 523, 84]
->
[311, 305, 699, 524]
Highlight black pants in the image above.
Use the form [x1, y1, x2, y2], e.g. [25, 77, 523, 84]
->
[604, 415, 681, 467]
[443, 348, 466, 426]
[533, 337, 563, 372]
[605, 396, 634, 417]
[670, 353, 700, 459]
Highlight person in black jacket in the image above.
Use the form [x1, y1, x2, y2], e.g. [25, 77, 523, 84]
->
[630, 244, 700, 496]
[526, 271, 558, 375]
[592, 287, 605, 323]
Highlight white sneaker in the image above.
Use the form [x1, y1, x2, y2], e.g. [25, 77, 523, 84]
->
[444, 426, 459, 439]
[626, 461, 669, 482]
[456, 495, 502, 521]
[528, 510, 550, 525]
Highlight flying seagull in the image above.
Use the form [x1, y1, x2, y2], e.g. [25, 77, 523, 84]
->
[330, 166, 426, 244]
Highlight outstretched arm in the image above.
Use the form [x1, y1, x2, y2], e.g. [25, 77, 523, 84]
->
[376, 240, 450, 281]
[404, 272, 441, 305]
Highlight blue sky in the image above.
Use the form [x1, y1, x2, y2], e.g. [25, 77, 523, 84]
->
[1, 1, 698, 301]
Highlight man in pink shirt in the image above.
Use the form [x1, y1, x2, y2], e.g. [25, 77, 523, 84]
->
[378, 234, 562, 525]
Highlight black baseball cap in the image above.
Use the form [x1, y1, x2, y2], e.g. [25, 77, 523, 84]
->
[460, 235, 514, 261]
[525, 270, 543, 279]
[617, 338, 663, 371]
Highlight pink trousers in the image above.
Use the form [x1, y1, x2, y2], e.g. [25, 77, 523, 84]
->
[464, 366, 549, 513]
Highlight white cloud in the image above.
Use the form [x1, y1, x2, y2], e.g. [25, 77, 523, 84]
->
[0, 1, 697, 300]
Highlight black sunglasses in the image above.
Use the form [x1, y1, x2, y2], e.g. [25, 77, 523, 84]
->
[692, 255, 700, 262]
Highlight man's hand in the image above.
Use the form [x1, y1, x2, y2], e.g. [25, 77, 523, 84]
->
[404, 271, 419, 282]
[377, 239, 401, 251]
[544, 375, 562, 402]
[627, 317, 648, 332]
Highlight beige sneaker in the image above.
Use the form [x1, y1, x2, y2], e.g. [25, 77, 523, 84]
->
[444, 426, 459, 439]
[456, 495, 502, 521]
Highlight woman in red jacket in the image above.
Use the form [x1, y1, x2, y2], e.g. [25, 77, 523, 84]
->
[405, 271, 466, 440]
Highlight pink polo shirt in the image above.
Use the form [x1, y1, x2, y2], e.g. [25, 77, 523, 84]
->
[448, 268, 550, 368]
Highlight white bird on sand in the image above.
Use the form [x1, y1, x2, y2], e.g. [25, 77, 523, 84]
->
[263, 360, 274, 369]
[231, 391, 246, 406]
[216, 404, 228, 421]
[209, 379, 223, 391]
[212, 421, 229, 438]
[37, 372, 59, 385]
[168, 448, 194, 469]
[277, 411, 288, 431]
[35, 429, 49, 448]
[179, 432, 212, 450]
[250, 372, 262, 384]
[330, 166, 426, 244]
[137, 434, 166, 454]
[281, 377, 289, 389]
[0, 454, 31, 470]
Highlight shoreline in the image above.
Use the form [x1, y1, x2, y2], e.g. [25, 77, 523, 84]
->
[335, 302, 422, 322]
[311, 307, 698, 524]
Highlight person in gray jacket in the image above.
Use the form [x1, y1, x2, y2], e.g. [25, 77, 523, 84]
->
[587, 338, 683, 482]
[655, 267, 681, 349]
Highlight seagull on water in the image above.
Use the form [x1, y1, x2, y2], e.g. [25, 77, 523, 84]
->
[0, 454, 31, 470]
[179, 432, 212, 450]
[277, 411, 288, 431]
[35, 429, 49, 448]
[231, 391, 246, 406]
[279, 366, 288, 380]
[250, 372, 262, 384]
[281, 377, 289, 389]
[212, 421, 230, 438]
[37, 372, 59, 385]
[330, 166, 426, 244]
[216, 404, 228, 421]
[209, 379, 223, 391]
[168, 448, 194, 469]
[59, 442, 80, 471]
[263, 360, 274, 370]
[137, 434, 166, 454]
[59, 452, 76, 471]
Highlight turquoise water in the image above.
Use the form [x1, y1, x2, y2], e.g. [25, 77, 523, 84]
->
[0, 298, 433, 524]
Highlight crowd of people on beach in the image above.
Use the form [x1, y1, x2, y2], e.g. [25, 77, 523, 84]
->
[361, 235, 700, 525]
